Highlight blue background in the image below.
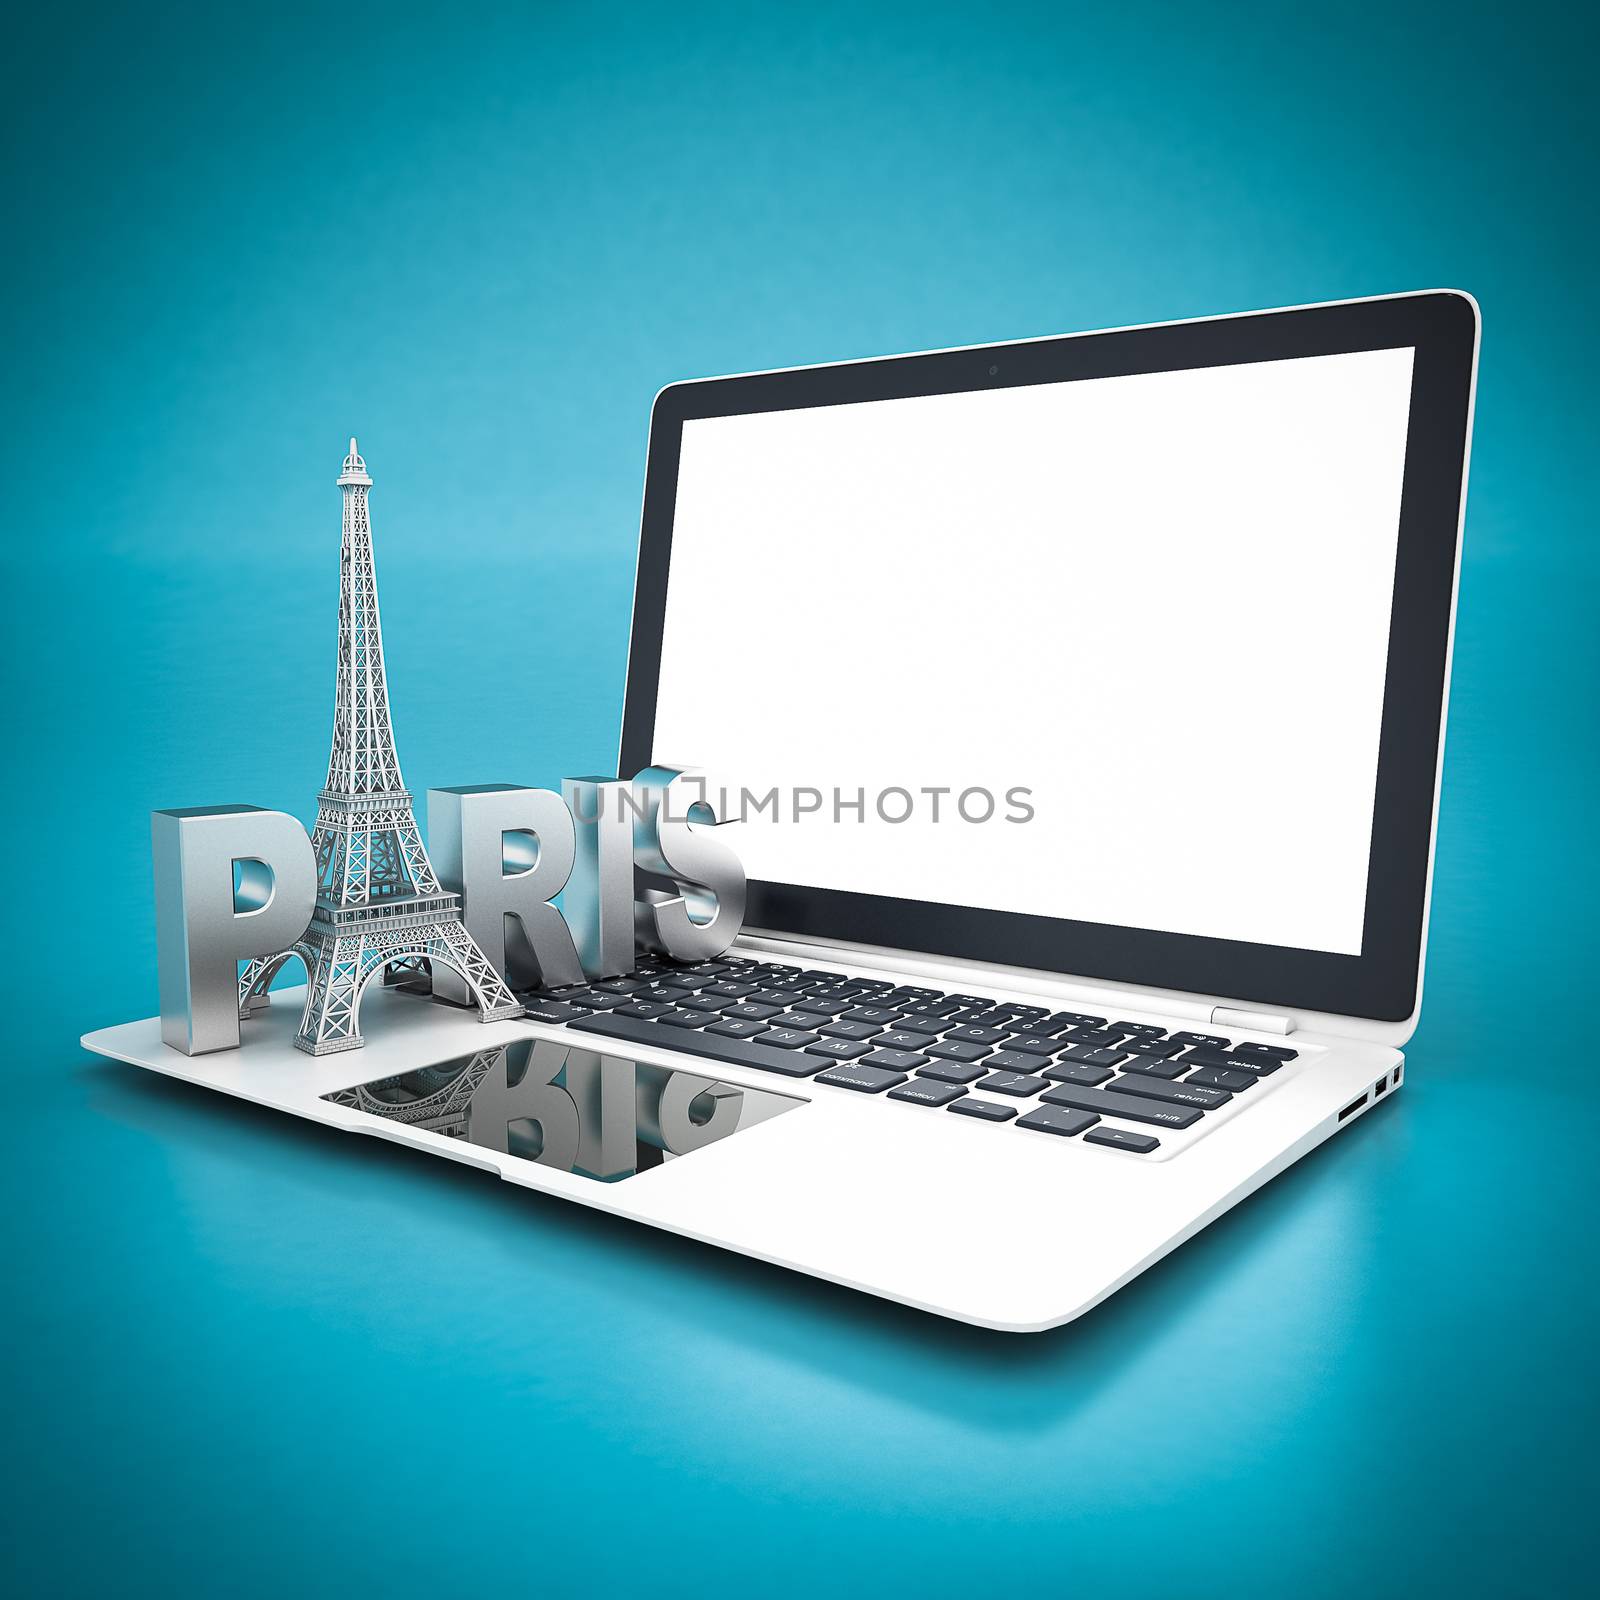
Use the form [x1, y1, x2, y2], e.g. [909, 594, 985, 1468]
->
[6, 2, 1596, 1594]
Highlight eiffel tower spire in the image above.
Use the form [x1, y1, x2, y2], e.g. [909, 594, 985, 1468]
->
[238, 440, 521, 1054]
[324, 437, 408, 809]
[311, 437, 436, 903]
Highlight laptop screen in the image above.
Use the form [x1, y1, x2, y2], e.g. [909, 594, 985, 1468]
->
[628, 295, 1476, 1021]
[649, 347, 1415, 959]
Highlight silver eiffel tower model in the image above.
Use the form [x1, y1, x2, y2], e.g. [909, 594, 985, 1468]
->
[239, 439, 521, 1054]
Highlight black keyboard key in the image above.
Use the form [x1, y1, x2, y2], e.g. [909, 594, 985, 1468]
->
[820, 1019, 884, 1041]
[1232, 1042, 1298, 1062]
[1107, 1074, 1230, 1110]
[594, 977, 644, 994]
[563, 989, 629, 1009]
[705, 1017, 768, 1038]
[706, 980, 758, 997]
[1042, 1011, 1106, 1032]
[843, 1005, 901, 1025]
[1119, 1056, 1188, 1080]
[1039, 1084, 1202, 1128]
[1060, 1026, 1124, 1049]
[1182, 1048, 1283, 1076]
[862, 1048, 930, 1072]
[815, 1064, 907, 1093]
[998, 1034, 1061, 1056]
[1055, 1045, 1127, 1068]
[1123, 1038, 1182, 1059]
[658, 1010, 709, 1028]
[520, 1000, 582, 1024]
[615, 1001, 673, 1019]
[946, 993, 995, 1008]
[567, 1010, 826, 1076]
[847, 977, 894, 990]
[986, 1048, 1059, 1073]
[886, 985, 941, 1001]
[758, 1027, 821, 1049]
[877, 1028, 938, 1051]
[979, 1070, 1051, 1097]
[926, 1039, 993, 1063]
[946, 1008, 1007, 1029]
[1084, 1126, 1161, 1153]
[917, 1060, 989, 1085]
[645, 985, 690, 1004]
[948, 1098, 1017, 1122]
[805, 1037, 873, 1061]
[722, 1002, 784, 1022]
[894, 1013, 960, 1034]
[746, 990, 795, 1006]
[1185, 1065, 1258, 1092]
[1111, 1021, 1165, 1038]
[680, 993, 728, 1012]
[944, 1024, 1008, 1046]
[1044, 1063, 1116, 1087]
[790, 995, 853, 1016]
[774, 1011, 826, 1031]
[662, 972, 717, 990]
[993, 1003, 1048, 1020]
[1169, 1031, 1232, 1050]
[900, 998, 964, 1018]
[887, 1079, 967, 1107]
[1016, 1106, 1099, 1138]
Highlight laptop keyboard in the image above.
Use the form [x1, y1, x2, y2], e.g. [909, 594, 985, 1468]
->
[516, 954, 1296, 1156]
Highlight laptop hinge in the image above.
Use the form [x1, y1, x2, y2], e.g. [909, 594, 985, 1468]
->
[1211, 1005, 1295, 1037]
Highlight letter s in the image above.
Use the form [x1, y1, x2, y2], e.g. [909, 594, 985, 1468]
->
[629, 766, 747, 962]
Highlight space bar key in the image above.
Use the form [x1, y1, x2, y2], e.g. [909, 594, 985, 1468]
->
[565, 1011, 826, 1078]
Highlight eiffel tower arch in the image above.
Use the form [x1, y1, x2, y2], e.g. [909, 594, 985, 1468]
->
[242, 440, 521, 1054]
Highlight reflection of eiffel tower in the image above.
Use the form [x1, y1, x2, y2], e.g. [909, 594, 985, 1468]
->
[325, 1048, 499, 1136]
[240, 440, 520, 1054]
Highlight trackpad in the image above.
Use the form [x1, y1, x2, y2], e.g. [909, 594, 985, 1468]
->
[324, 1036, 803, 1184]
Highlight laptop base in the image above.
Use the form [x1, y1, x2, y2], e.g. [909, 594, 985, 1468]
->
[81, 952, 1400, 1332]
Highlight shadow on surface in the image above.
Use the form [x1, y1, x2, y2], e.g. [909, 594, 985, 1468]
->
[87, 1052, 1392, 1430]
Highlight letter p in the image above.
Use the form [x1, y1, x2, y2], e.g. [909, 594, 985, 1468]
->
[151, 806, 317, 1056]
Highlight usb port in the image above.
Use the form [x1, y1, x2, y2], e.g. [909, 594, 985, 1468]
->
[1373, 1078, 1388, 1098]
[1338, 1094, 1368, 1122]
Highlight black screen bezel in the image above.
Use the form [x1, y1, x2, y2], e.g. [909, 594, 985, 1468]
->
[620, 293, 1477, 1022]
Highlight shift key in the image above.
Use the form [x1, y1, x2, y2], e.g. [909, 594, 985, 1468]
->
[1039, 1083, 1203, 1128]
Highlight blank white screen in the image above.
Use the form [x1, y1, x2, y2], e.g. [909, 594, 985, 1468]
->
[652, 346, 1415, 956]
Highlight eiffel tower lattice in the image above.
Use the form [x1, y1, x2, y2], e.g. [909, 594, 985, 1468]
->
[240, 439, 520, 1054]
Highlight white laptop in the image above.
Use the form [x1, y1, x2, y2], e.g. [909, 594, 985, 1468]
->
[83, 290, 1479, 1331]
